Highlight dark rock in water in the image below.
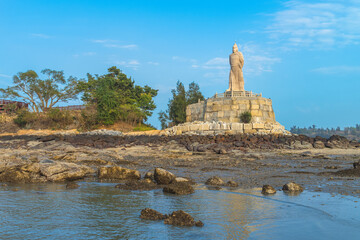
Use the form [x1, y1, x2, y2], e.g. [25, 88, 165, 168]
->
[282, 182, 303, 192]
[195, 220, 204, 227]
[163, 182, 194, 195]
[225, 180, 238, 187]
[154, 168, 175, 185]
[261, 185, 276, 195]
[66, 182, 79, 189]
[333, 168, 360, 177]
[164, 210, 195, 227]
[205, 176, 224, 186]
[353, 161, 360, 169]
[98, 166, 141, 180]
[115, 179, 161, 191]
[140, 208, 165, 220]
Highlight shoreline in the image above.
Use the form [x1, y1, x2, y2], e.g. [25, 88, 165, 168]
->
[0, 131, 359, 198]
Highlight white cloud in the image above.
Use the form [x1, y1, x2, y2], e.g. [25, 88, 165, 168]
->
[30, 33, 52, 39]
[0, 73, 11, 78]
[312, 65, 360, 74]
[73, 52, 96, 58]
[114, 60, 140, 70]
[104, 44, 137, 49]
[194, 44, 281, 77]
[92, 39, 137, 49]
[147, 61, 159, 66]
[267, 1, 360, 48]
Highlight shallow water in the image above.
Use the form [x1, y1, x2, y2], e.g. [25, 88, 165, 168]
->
[1, 183, 360, 240]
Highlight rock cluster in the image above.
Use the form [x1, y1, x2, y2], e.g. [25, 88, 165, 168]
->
[140, 208, 203, 227]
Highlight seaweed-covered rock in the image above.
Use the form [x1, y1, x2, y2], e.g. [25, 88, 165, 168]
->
[164, 210, 195, 227]
[154, 168, 175, 185]
[115, 179, 160, 191]
[261, 185, 276, 195]
[225, 180, 238, 187]
[205, 176, 224, 186]
[140, 208, 165, 220]
[282, 182, 303, 192]
[163, 182, 194, 195]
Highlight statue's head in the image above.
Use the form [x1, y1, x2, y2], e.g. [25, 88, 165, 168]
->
[232, 43, 238, 53]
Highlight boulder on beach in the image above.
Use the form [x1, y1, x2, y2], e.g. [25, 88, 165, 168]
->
[140, 208, 165, 220]
[163, 182, 194, 195]
[98, 166, 141, 180]
[40, 161, 93, 182]
[282, 182, 303, 192]
[261, 185, 276, 195]
[205, 176, 224, 186]
[225, 180, 238, 187]
[154, 168, 175, 185]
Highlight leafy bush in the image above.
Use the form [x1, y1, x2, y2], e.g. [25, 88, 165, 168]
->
[46, 109, 73, 129]
[133, 124, 156, 132]
[240, 111, 252, 123]
[13, 109, 38, 128]
[78, 106, 99, 131]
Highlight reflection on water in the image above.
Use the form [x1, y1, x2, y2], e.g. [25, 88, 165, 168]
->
[0, 183, 360, 240]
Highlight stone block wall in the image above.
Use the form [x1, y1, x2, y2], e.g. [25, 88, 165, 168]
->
[165, 121, 288, 136]
[186, 96, 276, 124]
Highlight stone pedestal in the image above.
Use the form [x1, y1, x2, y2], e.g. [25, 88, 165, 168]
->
[186, 95, 276, 124]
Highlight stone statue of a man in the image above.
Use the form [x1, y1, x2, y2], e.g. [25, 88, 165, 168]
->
[227, 43, 245, 92]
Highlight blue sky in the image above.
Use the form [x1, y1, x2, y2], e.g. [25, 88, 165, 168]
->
[1, 0, 360, 129]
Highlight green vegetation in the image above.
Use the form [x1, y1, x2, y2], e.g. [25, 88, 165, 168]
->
[290, 124, 360, 141]
[240, 111, 252, 123]
[13, 109, 76, 129]
[158, 81, 204, 129]
[78, 66, 158, 127]
[0, 69, 79, 112]
[132, 124, 156, 132]
[1, 66, 158, 132]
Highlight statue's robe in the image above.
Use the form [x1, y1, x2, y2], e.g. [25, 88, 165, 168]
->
[228, 51, 244, 92]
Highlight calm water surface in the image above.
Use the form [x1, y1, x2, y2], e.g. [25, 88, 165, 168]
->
[1, 182, 360, 239]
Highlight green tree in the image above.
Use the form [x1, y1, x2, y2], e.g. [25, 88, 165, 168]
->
[159, 81, 204, 128]
[77, 66, 158, 125]
[186, 81, 205, 105]
[0, 69, 79, 112]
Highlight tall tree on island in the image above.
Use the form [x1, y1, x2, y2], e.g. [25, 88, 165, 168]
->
[159, 81, 204, 129]
[78, 66, 158, 125]
[0, 69, 80, 112]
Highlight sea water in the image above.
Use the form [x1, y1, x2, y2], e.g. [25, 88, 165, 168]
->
[0, 183, 359, 240]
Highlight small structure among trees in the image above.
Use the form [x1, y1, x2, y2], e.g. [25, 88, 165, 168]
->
[0, 99, 28, 113]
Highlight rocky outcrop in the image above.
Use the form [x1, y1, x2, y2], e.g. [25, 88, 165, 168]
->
[40, 160, 93, 182]
[282, 182, 303, 192]
[154, 168, 175, 185]
[98, 166, 140, 180]
[140, 208, 165, 220]
[164, 210, 200, 227]
[163, 182, 194, 195]
[115, 179, 160, 191]
[205, 176, 224, 186]
[261, 185, 276, 194]
[0, 160, 92, 183]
